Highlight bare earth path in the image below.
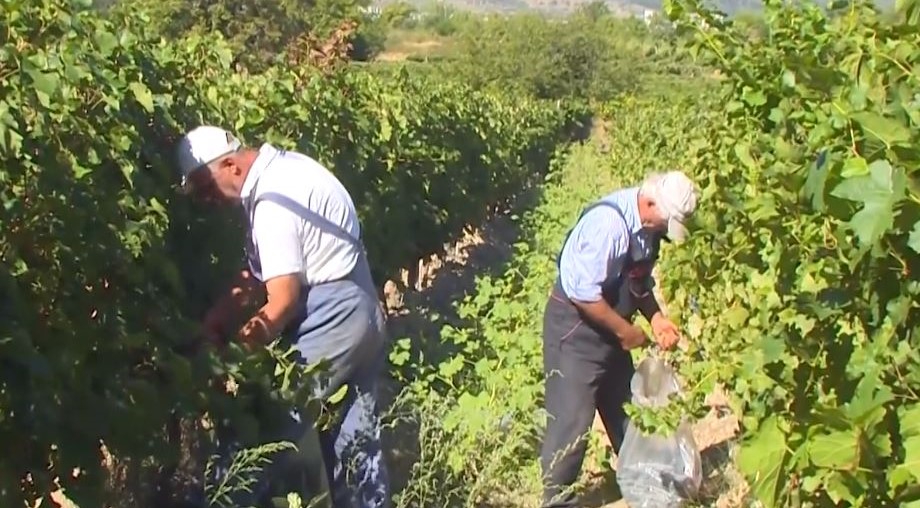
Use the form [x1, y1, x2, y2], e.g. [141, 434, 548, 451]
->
[377, 186, 543, 496]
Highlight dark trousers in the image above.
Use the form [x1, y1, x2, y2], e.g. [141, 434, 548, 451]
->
[539, 283, 635, 508]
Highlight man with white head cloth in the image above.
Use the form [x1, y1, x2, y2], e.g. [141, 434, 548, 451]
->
[174, 125, 391, 508]
[538, 171, 699, 508]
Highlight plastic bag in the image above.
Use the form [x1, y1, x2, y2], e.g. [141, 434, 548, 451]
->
[616, 356, 702, 508]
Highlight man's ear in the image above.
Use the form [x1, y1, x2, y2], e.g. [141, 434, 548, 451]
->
[232, 157, 246, 177]
[217, 156, 238, 175]
[208, 155, 230, 174]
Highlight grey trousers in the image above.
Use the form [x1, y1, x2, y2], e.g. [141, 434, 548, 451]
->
[208, 254, 391, 508]
[539, 284, 635, 508]
[279, 253, 391, 508]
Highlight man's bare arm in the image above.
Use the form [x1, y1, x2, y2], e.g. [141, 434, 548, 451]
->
[571, 298, 633, 337]
[572, 298, 647, 349]
[238, 274, 301, 348]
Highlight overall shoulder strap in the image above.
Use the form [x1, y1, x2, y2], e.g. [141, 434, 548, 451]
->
[252, 190, 364, 251]
[246, 149, 364, 251]
[556, 199, 630, 271]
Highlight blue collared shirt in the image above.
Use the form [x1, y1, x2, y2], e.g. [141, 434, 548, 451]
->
[558, 187, 657, 302]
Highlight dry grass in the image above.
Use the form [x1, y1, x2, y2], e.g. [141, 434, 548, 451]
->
[375, 30, 454, 62]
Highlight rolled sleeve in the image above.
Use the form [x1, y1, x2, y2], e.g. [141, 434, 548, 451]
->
[559, 206, 630, 302]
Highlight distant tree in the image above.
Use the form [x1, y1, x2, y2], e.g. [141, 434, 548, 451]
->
[418, 2, 475, 36]
[351, 13, 388, 60]
[450, 13, 610, 99]
[308, 0, 371, 37]
[381, 1, 419, 28]
[731, 9, 767, 40]
[443, 8, 703, 101]
[90, 0, 118, 9]
[104, 0, 379, 70]
[576, 0, 612, 21]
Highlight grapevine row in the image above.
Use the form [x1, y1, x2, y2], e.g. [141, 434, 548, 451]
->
[600, 0, 920, 506]
[0, 0, 586, 505]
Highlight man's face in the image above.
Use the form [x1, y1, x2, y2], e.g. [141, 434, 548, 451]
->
[641, 201, 691, 242]
[637, 195, 669, 233]
[183, 158, 240, 205]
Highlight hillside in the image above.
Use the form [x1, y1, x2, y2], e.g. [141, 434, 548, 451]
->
[374, 0, 894, 17]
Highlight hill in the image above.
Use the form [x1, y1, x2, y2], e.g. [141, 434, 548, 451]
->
[373, 0, 894, 17]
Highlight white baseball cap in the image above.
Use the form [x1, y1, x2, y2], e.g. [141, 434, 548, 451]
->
[643, 170, 698, 242]
[175, 125, 242, 186]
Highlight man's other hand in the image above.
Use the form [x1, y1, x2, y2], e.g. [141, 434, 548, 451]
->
[651, 313, 680, 350]
[201, 306, 229, 347]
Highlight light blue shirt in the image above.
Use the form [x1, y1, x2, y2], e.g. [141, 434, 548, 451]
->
[558, 187, 657, 302]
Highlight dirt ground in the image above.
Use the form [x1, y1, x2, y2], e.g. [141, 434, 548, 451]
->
[375, 38, 446, 62]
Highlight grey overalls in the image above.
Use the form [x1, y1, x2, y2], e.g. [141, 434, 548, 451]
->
[210, 151, 392, 508]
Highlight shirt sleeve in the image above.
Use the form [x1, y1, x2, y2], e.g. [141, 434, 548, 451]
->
[251, 199, 305, 282]
[559, 205, 631, 302]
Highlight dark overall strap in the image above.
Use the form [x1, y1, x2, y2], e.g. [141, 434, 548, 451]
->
[252, 191, 364, 250]
[556, 200, 631, 272]
[554, 200, 664, 309]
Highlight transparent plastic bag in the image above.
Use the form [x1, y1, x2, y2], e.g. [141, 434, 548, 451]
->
[616, 356, 702, 508]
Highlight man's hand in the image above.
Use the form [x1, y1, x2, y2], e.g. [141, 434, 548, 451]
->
[200, 305, 229, 346]
[236, 274, 301, 350]
[199, 269, 266, 348]
[238, 312, 272, 352]
[619, 323, 648, 350]
[651, 313, 680, 350]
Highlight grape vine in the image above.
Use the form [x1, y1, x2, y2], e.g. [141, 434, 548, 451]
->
[600, 0, 920, 505]
[0, 1, 585, 506]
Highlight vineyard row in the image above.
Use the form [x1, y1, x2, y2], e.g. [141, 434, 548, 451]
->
[0, 0, 586, 504]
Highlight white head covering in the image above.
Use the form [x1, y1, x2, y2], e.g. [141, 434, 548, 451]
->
[641, 170, 698, 242]
[174, 125, 242, 186]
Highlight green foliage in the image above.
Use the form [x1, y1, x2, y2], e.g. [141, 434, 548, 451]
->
[416, 2, 477, 36]
[597, 0, 920, 505]
[386, 142, 640, 506]
[105, 0, 307, 68]
[205, 441, 298, 507]
[0, 0, 585, 505]
[445, 9, 705, 101]
[104, 0, 382, 69]
[350, 20, 390, 62]
[380, 1, 420, 29]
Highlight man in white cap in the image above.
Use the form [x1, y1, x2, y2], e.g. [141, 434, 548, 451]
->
[175, 125, 390, 507]
[538, 170, 698, 508]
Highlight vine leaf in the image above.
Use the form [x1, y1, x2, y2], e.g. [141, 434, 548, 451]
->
[128, 82, 155, 113]
[890, 404, 920, 489]
[850, 111, 912, 148]
[807, 430, 859, 470]
[830, 159, 906, 247]
[739, 415, 787, 508]
[25, 68, 60, 107]
[908, 221, 920, 254]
